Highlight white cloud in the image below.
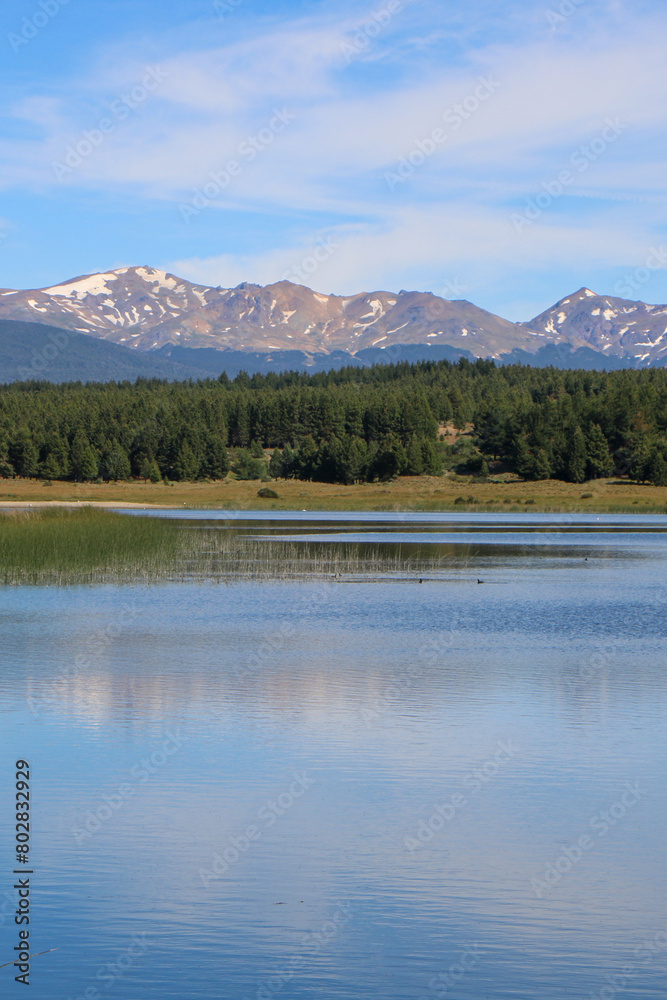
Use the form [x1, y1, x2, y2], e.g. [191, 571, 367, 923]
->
[3, 0, 667, 310]
[6, 12, 666, 208]
[170, 202, 656, 304]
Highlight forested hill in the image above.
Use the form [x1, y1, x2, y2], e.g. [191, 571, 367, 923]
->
[0, 358, 666, 486]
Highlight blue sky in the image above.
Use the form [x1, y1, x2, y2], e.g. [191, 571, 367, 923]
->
[1, 0, 666, 319]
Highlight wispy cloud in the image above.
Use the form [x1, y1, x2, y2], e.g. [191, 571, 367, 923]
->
[1, 0, 666, 313]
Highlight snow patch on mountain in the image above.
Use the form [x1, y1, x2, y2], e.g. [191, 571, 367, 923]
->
[46, 273, 118, 298]
[1, 267, 666, 367]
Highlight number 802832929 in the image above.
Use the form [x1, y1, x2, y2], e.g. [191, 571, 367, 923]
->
[15, 760, 30, 866]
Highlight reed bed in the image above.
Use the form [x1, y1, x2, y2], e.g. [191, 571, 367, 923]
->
[179, 535, 470, 582]
[0, 508, 181, 585]
[0, 509, 469, 585]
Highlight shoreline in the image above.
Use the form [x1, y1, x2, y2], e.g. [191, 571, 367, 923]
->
[1, 475, 666, 513]
[0, 500, 161, 508]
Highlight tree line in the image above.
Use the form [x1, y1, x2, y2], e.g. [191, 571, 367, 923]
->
[0, 357, 665, 485]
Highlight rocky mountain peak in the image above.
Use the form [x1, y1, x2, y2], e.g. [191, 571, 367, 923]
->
[0, 269, 666, 367]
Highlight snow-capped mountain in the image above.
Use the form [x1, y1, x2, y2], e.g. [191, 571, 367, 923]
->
[523, 287, 667, 365]
[0, 266, 666, 366]
[0, 265, 546, 359]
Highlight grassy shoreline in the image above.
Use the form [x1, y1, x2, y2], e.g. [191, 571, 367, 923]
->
[0, 508, 477, 585]
[0, 475, 666, 513]
[0, 508, 182, 584]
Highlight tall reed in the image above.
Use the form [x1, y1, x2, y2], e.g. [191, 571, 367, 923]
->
[0, 509, 472, 585]
[0, 508, 180, 585]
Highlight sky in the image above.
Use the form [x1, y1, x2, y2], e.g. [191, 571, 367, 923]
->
[1, 0, 666, 320]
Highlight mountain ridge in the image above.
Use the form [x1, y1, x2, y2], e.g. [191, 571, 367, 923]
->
[1, 266, 666, 367]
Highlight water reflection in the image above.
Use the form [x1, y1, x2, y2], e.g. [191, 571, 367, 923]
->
[1, 514, 666, 999]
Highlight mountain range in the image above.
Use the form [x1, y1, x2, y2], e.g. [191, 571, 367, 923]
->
[1, 265, 666, 382]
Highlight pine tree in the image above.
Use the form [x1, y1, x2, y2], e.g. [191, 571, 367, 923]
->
[648, 449, 667, 487]
[139, 457, 162, 483]
[586, 424, 613, 479]
[529, 447, 552, 481]
[232, 449, 264, 480]
[371, 436, 405, 481]
[295, 436, 318, 479]
[278, 444, 297, 478]
[347, 437, 369, 483]
[404, 436, 424, 476]
[231, 395, 251, 446]
[18, 441, 39, 478]
[101, 444, 131, 481]
[421, 439, 442, 476]
[201, 435, 230, 480]
[313, 437, 345, 483]
[628, 433, 651, 483]
[513, 434, 532, 479]
[40, 452, 63, 480]
[0, 356, 666, 491]
[81, 447, 100, 482]
[70, 431, 91, 481]
[269, 449, 283, 479]
[174, 442, 200, 481]
[565, 427, 587, 484]
[476, 408, 508, 461]
[40, 436, 70, 480]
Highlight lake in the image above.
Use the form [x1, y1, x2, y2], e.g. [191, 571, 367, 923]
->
[1, 511, 667, 999]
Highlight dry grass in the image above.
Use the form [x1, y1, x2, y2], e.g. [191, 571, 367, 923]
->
[0, 475, 666, 513]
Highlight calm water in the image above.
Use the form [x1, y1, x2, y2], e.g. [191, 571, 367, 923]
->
[1, 512, 667, 999]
